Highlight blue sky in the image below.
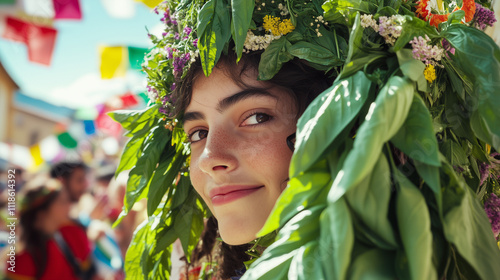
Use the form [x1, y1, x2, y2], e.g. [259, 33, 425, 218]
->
[0, 0, 161, 108]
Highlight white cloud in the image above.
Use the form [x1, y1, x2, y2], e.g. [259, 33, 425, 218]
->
[43, 71, 145, 109]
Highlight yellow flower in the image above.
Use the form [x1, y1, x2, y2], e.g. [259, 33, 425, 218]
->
[279, 18, 295, 35]
[424, 64, 436, 83]
[263, 15, 295, 36]
[263, 15, 280, 35]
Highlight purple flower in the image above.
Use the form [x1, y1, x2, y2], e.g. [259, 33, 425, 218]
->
[174, 32, 180, 40]
[484, 194, 500, 239]
[183, 26, 192, 35]
[165, 47, 173, 59]
[162, 32, 167, 37]
[171, 83, 176, 91]
[473, 3, 497, 31]
[441, 39, 455, 56]
[193, 38, 198, 48]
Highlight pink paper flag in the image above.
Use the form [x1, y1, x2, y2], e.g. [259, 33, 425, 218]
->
[53, 0, 82, 19]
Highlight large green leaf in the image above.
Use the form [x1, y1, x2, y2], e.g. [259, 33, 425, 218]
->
[197, 0, 231, 76]
[440, 161, 500, 279]
[391, 94, 441, 189]
[319, 197, 354, 280]
[328, 76, 414, 203]
[243, 206, 324, 280]
[115, 135, 146, 179]
[259, 159, 331, 236]
[347, 248, 397, 279]
[345, 153, 398, 249]
[288, 241, 324, 280]
[258, 36, 294, 80]
[231, 0, 254, 60]
[443, 25, 500, 151]
[393, 168, 437, 280]
[291, 71, 371, 177]
[288, 41, 341, 67]
[470, 110, 500, 151]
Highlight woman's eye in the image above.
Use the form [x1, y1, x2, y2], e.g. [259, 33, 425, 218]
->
[242, 112, 272, 126]
[189, 129, 208, 143]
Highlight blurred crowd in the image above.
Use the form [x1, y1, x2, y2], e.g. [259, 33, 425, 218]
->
[0, 161, 146, 280]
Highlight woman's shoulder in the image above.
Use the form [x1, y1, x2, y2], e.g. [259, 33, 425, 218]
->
[58, 219, 92, 260]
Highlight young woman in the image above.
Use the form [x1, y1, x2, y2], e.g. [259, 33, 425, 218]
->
[5, 176, 97, 280]
[174, 52, 333, 278]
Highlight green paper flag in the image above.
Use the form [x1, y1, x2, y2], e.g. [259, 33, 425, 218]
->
[57, 132, 78, 149]
[138, 92, 149, 104]
[128, 47, 148, 70]
[0, 0, 15, 5]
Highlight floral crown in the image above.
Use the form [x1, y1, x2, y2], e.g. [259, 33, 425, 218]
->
[110, 0, 500, 278]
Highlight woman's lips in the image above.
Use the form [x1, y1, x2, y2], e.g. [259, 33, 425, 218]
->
[210, 185, 264, 205]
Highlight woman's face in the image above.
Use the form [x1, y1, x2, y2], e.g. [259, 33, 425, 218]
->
[184, 64, 298, 245]
[37, 191, 71, 233]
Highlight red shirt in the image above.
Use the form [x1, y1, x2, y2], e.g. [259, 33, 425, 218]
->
[6, 222, 92, 280]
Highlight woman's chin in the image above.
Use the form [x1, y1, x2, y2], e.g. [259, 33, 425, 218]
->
[218, 223, 258, 245]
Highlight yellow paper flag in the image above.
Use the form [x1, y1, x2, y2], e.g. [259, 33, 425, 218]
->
[30, 144, 44, 167]
[100, 46, 128, 79]
[135, 0, 162, 8]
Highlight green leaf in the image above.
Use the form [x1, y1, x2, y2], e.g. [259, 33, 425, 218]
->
[393, 168, 437, 280]
[259, 160, 331, 236]
[291, 72, 371, 177]
[231, 0, 254, 60]
[440, 161, 500, 279]
[346, 153, 398, 249]
[258, 36, 293, 80]
[470, 111, 500, 151]
[288, 41, 341, 66]
[443, 25, 500, 151]
[124, 126, 170, 213]
[446, 10, 465, 25]
[124, 220, 149, 279]
[439, 140, 469, 167]
[108, 104, 160, 131]
[396, 49, 426, 83]
[197, 0, 231, 76]
[243, 206, 324, 280]
[394, 16, 439, 51]
[146, 149, 184, 216]
[391, 94, 440, 167]
[347, 248, 397, 279]
[173, 194, 205, 263]
[288, 241, 324, 280]
[115, 135, 143, 177]
[319, 197, 354, 280]
[328, 76, 414, 203]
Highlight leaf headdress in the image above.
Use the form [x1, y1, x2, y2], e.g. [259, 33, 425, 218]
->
[110, 0, 500, 278]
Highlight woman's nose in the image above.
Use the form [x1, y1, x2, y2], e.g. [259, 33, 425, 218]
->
[197, 129, 238, 176]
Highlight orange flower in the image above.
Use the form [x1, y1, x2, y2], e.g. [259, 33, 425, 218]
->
[415, 0, 477, 28]
[415, 0, 430, 20]
[462, 0, 476, 22]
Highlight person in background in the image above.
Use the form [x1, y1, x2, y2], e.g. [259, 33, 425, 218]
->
[5, 175, 97, 280]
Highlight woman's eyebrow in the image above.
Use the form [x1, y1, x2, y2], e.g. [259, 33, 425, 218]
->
[217, 89, 277, 112]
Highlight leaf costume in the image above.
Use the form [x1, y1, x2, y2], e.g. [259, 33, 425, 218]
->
[110, 0, 500, 278]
